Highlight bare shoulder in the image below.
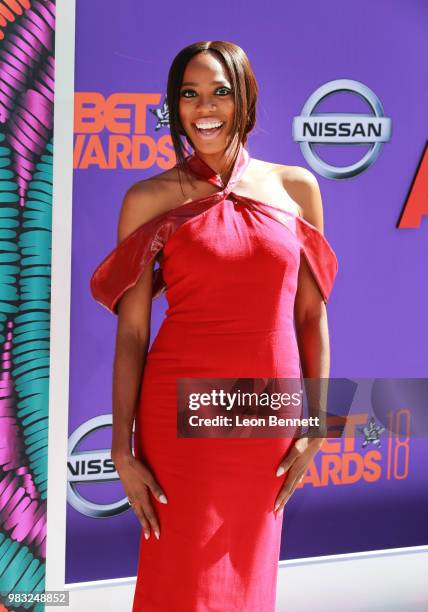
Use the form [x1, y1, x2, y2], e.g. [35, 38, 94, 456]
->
[248, 158, 323, 229]
[247, 158, 282, 179]
[117, 166, 179, 244]
[278, 164, 324, 232]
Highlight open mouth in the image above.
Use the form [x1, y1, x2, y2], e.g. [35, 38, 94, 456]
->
[192, 121, 224, 139]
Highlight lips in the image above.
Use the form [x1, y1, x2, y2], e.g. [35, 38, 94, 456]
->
[192, 120, 225, 140]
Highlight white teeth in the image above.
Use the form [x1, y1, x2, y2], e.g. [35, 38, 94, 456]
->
[195, 121, 223, 130]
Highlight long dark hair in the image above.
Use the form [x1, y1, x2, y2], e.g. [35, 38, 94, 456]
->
[166, 41, 258, 185]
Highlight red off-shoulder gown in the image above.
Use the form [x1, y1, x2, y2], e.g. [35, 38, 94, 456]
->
[90, 144, 338, 611]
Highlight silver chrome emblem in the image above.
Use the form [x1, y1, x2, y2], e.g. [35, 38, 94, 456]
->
[68, 414, 132, 517]
[292, 79, 392, 179]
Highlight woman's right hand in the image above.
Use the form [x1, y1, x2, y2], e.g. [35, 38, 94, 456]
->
[112, 453, 168, 540]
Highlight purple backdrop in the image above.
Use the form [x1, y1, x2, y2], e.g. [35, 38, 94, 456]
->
[66, 0, 428, 583]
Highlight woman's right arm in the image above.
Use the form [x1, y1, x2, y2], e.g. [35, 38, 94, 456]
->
[110, 180, 169, 540]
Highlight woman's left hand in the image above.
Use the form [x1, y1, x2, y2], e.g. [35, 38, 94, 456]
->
[274, 436, 323, 514]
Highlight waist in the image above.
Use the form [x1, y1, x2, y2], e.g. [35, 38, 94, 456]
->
[145, 319, 300, 379]
[156, 315, 295, 337]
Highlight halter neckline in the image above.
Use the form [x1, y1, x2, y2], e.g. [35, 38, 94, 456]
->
[184, 143, 250, 196]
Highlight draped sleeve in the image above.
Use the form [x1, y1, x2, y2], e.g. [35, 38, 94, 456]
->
[90, 213, 176, 315]
[295, 215, 339, 304]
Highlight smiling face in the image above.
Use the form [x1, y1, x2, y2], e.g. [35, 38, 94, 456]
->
[178, 51, 236, 158]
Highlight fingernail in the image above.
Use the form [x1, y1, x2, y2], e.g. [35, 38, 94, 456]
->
[276, 466, 285, 477]
[144, 531, 150, 540]
[274, 501, 280, 512]
[159, 494, 168, 504]
[154, 530, 160, 540]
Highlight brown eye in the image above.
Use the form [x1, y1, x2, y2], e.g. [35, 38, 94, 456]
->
[180, 89, 196, 98]
[216, 87, 232, 96]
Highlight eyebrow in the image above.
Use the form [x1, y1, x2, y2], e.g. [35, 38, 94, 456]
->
[180, 80, 231, 87]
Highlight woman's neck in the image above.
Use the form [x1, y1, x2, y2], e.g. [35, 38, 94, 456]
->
[193, 148, 232, 185]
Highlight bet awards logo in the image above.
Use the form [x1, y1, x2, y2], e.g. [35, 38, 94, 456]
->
[298, 410, 410, 489]
[73, 92, 174, 170]
[292, 79, 392, 179]
[67, 414, 133, 518]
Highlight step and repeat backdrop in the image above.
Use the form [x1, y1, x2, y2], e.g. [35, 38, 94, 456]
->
[67, 0, 427, 585]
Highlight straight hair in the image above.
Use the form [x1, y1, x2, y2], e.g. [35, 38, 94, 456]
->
[166, 40, 258, 187]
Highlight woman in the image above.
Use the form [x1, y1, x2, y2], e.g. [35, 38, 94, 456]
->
[90, 41, 338, 611]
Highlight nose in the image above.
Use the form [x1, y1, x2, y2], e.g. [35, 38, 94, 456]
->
[196, 94, 217, 111]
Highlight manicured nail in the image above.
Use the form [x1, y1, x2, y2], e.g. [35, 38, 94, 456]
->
[144, 531, 150, 540]
[274, 501, 280, 511]
[159, 494, 168, 504]
[154, 530, 160, 540]
[276, 466, 285, 476]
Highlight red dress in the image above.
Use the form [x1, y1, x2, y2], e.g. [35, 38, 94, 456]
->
[90, 145, 338, 611]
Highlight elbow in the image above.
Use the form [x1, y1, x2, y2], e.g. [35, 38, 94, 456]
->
[294, 299, 326, 329]
[117, 319, 151, 349]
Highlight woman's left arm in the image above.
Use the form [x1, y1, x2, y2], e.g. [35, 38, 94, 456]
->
[274, 167, 330, 514]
